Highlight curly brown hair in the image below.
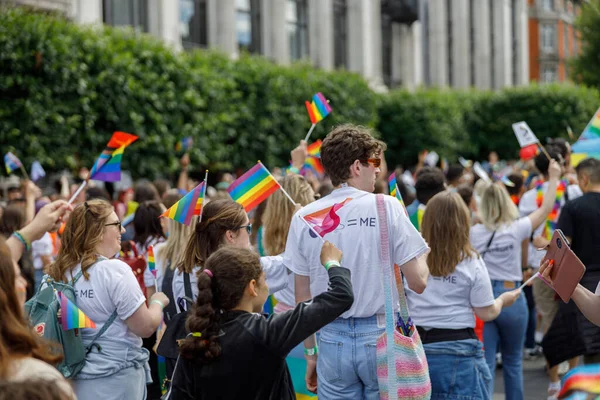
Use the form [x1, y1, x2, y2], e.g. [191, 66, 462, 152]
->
[180, 247, 263, 362]
[321, 124, 386, 186]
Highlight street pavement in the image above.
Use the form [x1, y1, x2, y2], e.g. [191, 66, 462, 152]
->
[493, 356, 551, 399]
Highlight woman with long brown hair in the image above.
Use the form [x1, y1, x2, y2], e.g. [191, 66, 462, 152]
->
[406, 191, 520, 399]
[46, 199, 170, 400]
[0, 238, 75, 399]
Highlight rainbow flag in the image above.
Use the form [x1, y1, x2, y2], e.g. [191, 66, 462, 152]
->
[307, 140, 322, 157]
[305, 93, 332, 125]
[175, 137, 193, 152]
[559, 364, 600, 399]
[161, 181, 205, 226]
[58, 292, 96, 330]
[304, 156, 324, 178]
[4, 152, 23, 174]
[388, 174, 408, 215]
[148, 245, 156, 278]
[303, 199, 351, 237]
[409, 206, 425, 231]
[90, 131, 138, 182]
[579, 108, 600, 141]
[228, 162, 280, 212]
[535, 179, 567, 240]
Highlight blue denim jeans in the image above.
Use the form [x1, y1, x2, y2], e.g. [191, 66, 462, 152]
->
[317, 315, 384, 400]
[424, 339, 492, 400]
[484, 280, 528, 400]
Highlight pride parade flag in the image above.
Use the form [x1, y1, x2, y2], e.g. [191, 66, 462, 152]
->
[4, 152, 23, 174]
[175, 137, 193, 152]
[228, 162, 280, 212]
[58, 292, 96, 330]
[388, 174, 408, 215]
[305, 93, 332, 125]
[307, 140, 322, 157]
[579, 108, 600, 141]
[558, 364, 600, 399]
[148, 245, 156, 278]
[89, 131, 138, 182]
[304, 156, 324, 178]
[161, 181, 205, 226]
[303, 199, 351, 237]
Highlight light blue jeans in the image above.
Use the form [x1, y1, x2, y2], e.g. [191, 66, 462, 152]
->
[425, 339, 492, 400]
[317, 315, 384, 400]
[484, 280, 528, 400]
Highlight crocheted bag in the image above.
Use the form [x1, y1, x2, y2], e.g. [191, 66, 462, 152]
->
[375, 194, 431, 400]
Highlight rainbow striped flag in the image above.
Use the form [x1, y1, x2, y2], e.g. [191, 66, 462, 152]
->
[90, 131, 138, 182]
[148, 245, 156, 278]
[58, 292, 96, 330]
[175, 137, 193, 152]
[304, 156, 324, 178]
[559, 364, 600, 399]
[580, 108, 600, 141]
[161, 181, 205, 226]
[303, 199, 351, 237]
[388, 174, 408, 215]
[305, 93, 332, 125]
[228, 162, 280, 212]
[307, 140, 322, 157]
[4, 152, 23, 174]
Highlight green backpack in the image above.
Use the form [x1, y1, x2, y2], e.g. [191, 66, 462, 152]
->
[25, 267, 118, 379]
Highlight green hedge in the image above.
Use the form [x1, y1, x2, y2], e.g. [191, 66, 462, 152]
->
[379, 84, 600, 168]
[0, 7, 378, 179]
[1, 7, 599, 179]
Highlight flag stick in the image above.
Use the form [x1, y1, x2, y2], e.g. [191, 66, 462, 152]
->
[68, 180, 87, 205]
[518, 272, 540, 291]
[19, 164, 30, 181]
[304, 124, 316, 142]
[537, 142, 553, 162]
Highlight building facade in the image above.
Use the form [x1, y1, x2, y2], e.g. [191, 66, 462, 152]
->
[528, 0, 582, 83]
[4, 0, 581, 89]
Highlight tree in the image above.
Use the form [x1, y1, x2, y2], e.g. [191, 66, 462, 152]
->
[571, 0, 600, 89]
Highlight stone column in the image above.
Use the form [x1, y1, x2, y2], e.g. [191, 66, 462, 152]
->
[472, 0, 491, 89]
[308, 0, 334, 70]
[394, 22, 423, 90]
[451, 0, 470, 88]
[207, 0, 236, 57]
[147, 0, 181, 50]
[492, 0, 513, 88]
[261, 0, 289, 64]
[427, 0, 448, 87]
[72, 0, 103, 24]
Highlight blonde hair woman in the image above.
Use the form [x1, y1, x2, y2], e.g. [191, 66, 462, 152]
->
[406, 192, 520, 399]
[469, 160, 561, 400]
[262, 174, 316, 313]
[46, 200, 170, 400]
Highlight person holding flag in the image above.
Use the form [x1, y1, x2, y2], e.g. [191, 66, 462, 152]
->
[283, 124, 430, 398]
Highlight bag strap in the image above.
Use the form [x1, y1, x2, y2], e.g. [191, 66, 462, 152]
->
[161, 332, 193, 400]
[375, 194, 399, 400]
[480, 229, 497, 259]
[85, 309, 119, 354]
[183, 272, 192, 299]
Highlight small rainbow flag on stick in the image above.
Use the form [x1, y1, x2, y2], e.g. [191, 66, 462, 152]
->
[304, 156, 324, 178]
[89, 131, 138, 182]
[148, 245, 156, 278]
[57, 292, 96, 330]
[4, 152, 28, 179]
[228, 162, 281, 212]
[304, 93, 332, 141]
[388, 174, 408, 215]
[175, 137, 193, 152]
[307, 139, 322, 157]
[161, 176, 207, 226]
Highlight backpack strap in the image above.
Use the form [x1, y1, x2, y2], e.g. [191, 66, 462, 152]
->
[85, 309, 119, 354]
[162, 260, 177, 321]
[183, 272, 192, 299]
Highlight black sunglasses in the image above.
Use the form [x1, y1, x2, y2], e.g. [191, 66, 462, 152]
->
[105, 221, 122, 231]
[237, 224, 252, 235]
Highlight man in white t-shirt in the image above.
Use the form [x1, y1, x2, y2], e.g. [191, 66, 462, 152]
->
[284, 124, 429, 398]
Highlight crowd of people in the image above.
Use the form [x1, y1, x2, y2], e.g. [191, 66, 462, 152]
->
[1, 124, 600, 400]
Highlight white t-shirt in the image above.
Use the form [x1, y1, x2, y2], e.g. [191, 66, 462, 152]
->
[32, 232, 53, 271]
[470, 218, 532, 281]
[274, 273, 296, 307]
[519, 182, 582, 269]
[284, 186, 429, 318]
[406, 255, 495, 329]
[68, 258, 146, 348]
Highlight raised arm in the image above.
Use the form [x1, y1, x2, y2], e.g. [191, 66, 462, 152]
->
[528, 159, 561, 231]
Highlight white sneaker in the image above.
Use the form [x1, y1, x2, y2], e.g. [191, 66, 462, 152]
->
[535, 331, 544, 344]
[558, 361, 569, 375]
[547, 380, 561, 400]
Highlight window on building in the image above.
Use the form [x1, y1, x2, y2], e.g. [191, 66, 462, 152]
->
[180, 0, 208, 49]
[287, 0, 309, 61]
[333, 0, 348, 68]
[573, 30, 578, 55]
[567, 0, 574, 14]
[564, 23, 570, 57]
[542, 0, 554, 11]
[103, 0, 148, 31]
[236, 0, 261, 54]
[542, 65, 558, 82]
[541, 24, 557, 53]
[446, 0, 453, 86]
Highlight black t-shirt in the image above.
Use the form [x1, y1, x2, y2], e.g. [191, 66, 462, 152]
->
[557, 192, 600, 268]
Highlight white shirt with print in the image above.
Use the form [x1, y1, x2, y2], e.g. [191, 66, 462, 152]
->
[32, 232, 53, 270]
[406, 255, 495, 329]
[519, 182, 582, 269]
[470, 218, 532, 281]
[284, 186, 429, 319]
[68, 258, 146, 348]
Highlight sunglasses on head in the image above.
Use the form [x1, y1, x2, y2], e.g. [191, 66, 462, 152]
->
[360, 158, 381, 168]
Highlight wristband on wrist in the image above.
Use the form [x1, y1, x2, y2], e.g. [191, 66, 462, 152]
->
[304, 346, 318, 356]
[150, 299, 165, 309]
[287, 166, 301, 175]
[324, 260, 341, 271]
[12, 231, 31, 252]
